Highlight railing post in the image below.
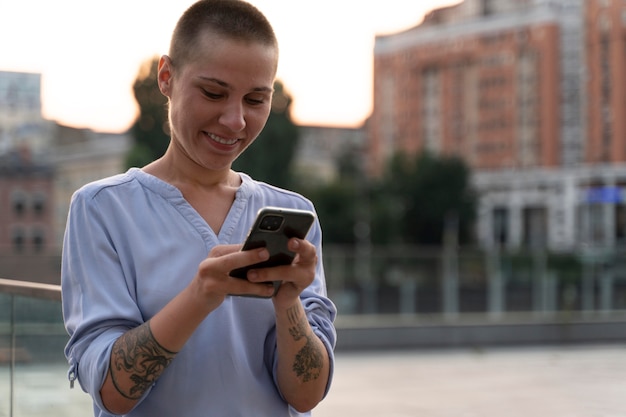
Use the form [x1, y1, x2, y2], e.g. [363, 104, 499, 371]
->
[10, 294, 15, 417]
[532, 248, 547, 315]
[400, 279, 417, 314]
[356, 243, 376, 314]
[487, 248, 504, 317]
[582, 255, 595, 314]
[441, 248, 459, 319]
[442, 213, 459, 319]
[600, 268, 613, 315]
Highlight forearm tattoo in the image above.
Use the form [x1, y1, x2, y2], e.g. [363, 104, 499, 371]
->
[287, 306, 324, 382]
[110, 321, 177, 400]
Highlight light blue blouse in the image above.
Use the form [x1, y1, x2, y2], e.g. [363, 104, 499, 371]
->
[62, 168, 336, 417]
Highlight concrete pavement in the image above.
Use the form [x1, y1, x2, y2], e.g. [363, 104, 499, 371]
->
[2, 344, 624, 416]
[314, 344, 626, 417]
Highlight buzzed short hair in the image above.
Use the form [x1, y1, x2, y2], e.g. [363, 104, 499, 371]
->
[169, 0, 278, 67]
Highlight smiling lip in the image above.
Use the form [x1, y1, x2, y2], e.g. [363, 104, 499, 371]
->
[206, 132, 240, 145]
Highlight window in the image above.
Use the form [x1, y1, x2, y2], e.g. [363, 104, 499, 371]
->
[482, 0, 495, 16]
[12, 227, 25, 252]
[33, 192, 46, 216]
[12, 190, 26, 216]
[32, 228, 45, 252]
[523, 207, 547, 248]
[493, 207, 508, 245]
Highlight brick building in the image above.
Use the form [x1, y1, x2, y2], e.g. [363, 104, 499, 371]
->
[0, 146, 60, 284]
[368, 0, 626, 251]
[0, 147, 54, 255]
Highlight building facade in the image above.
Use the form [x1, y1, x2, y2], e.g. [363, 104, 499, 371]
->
[0, 148, 60, 284]
[0, 70, 132, 256]
[0, 147, 54, 255]
[0, 70, 56, 257]
[369, 0, 626, 251]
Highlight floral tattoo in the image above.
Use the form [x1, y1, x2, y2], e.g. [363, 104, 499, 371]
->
[110, 321, 177, 400]
[287, 306, 324, 382]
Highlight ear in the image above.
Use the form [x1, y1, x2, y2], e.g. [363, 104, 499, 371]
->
[158, 55, 174, 97]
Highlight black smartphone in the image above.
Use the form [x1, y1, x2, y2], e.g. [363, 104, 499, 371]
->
[230, 207, 316, 295]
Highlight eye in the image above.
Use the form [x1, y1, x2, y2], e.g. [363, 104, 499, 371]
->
[245, 97, 264, 105]
[202, 89, 223, 100]
[245, 94, 269, 106]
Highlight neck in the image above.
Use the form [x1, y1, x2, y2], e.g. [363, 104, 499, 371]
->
[143, 147, 239, 190]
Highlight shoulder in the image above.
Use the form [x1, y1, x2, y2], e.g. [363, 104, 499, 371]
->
[69, 169, 148, 210]
[74, 172, 134, 198]
[239, 173, 315, 211]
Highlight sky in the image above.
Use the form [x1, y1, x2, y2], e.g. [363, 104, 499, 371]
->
[1, 0, 460, 133]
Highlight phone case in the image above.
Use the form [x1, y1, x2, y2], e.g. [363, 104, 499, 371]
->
[230, 207, 316, 295]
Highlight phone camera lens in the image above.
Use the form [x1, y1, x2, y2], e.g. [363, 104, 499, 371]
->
[260, 215, 283, 231]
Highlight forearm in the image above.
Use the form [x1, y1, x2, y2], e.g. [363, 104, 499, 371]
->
[274, 300, 330, 412]
[100, 284, 217, 414]
[100, 321, 175, 414]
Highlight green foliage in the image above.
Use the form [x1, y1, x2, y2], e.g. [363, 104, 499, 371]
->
[125, 57, 170, 169]
[300, 148, 367, 246]
[372, 151, 476, 246]
[232, 81, 299, 189]
[309, 150, 477, 247]
[305, 181, 361, 245]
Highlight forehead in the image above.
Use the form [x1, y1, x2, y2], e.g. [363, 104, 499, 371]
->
[183, 33, 278, 87]
[189, 29, 277, 66]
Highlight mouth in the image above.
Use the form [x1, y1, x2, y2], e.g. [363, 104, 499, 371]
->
[206, 132, 240, 146]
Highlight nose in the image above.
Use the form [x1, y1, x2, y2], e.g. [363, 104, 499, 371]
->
[219, 100, 246, 132]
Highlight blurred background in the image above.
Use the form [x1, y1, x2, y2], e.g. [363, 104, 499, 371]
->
[2, 0, 626, 415]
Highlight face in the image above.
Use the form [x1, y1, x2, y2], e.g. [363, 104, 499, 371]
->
[158, 32, 278, 173]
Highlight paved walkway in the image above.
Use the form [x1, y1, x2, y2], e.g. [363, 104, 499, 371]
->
[314, 344, 626, 417]
[1, 344, 624, 416]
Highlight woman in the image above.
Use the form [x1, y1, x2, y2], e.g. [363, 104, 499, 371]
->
[62, 1, 336, 416]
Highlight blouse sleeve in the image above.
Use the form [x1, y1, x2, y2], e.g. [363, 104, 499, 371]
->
[62, 187, 148, 411]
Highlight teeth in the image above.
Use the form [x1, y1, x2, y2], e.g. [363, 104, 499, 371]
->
[208, 132, 238, 145]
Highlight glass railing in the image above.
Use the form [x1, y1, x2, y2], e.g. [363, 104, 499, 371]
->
[1, 245, 626, 415]
[0, 278, 91, 417]
[324, 245, 626, 318]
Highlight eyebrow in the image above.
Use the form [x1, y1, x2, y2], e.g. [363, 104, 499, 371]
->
[198, 76, 273, 93]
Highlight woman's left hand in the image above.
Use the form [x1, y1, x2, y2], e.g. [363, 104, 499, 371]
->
[245, 238, 317, 307]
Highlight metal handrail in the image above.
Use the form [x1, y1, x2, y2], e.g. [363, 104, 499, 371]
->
[0, 278, 61, 301]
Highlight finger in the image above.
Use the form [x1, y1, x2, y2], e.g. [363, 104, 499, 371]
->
[228, 279, 276, 298]
[208, 244, 243, 258]
[247, 259, 313, 286]
[288, 239, 317, 265]
[201, 247, 269, 276]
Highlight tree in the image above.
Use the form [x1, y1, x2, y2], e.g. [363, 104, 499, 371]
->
[232, 80, 299, 189]
[301, 146, 369, 246]
[305, 180, 361, 245]
[371, 151, 476, 246]
[125, 56, 170, 169]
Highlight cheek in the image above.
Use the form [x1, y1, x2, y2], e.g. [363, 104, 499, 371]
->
[248, 108, 271, 135]
[170, 98, 200, 127]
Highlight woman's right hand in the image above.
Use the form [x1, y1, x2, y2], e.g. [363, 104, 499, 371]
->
[190, 244, 276, 308]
